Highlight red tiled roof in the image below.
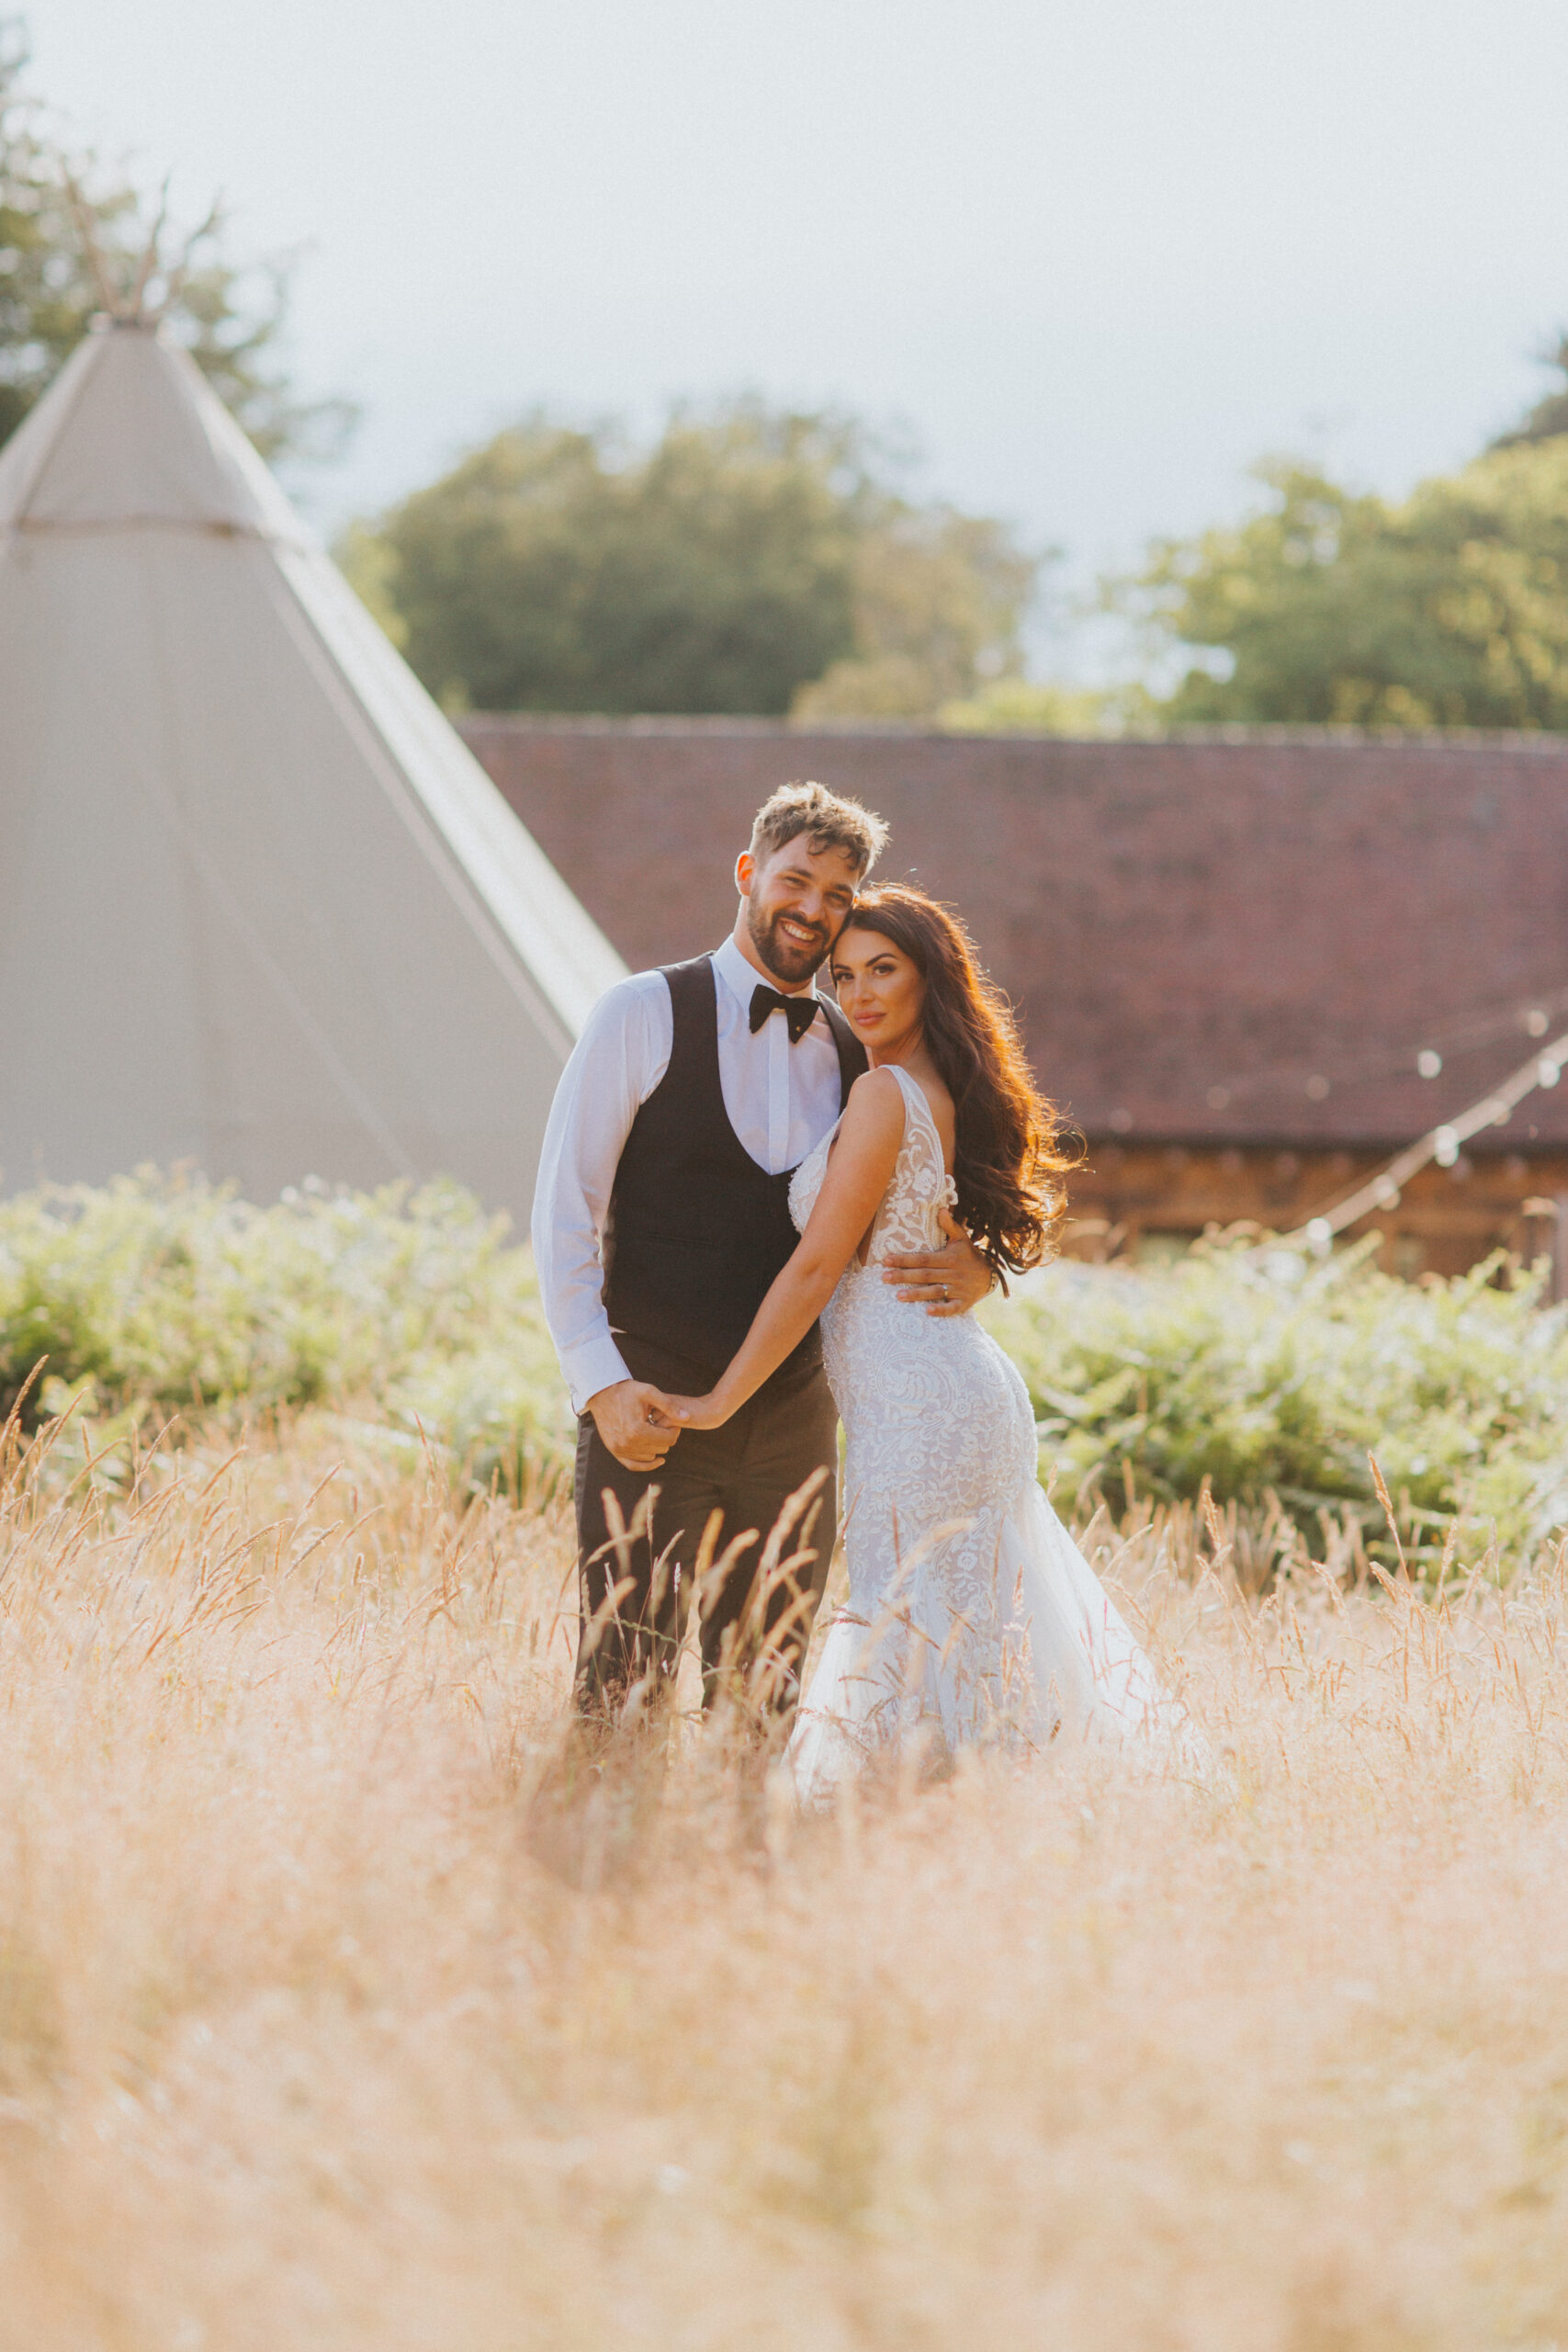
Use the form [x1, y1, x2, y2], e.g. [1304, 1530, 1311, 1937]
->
[459, 718, 1568, 1153]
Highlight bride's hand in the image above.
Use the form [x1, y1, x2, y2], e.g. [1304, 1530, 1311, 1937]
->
[653, 1390, 729, 1431]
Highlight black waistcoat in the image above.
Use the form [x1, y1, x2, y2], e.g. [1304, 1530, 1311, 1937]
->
[603, 956, 867, 1396]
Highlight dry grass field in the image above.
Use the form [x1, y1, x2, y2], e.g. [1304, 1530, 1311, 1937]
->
[4, 1404, 1568, 2351]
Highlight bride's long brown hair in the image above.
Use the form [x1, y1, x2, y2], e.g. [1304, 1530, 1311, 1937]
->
[835, 886, 1075, 1280]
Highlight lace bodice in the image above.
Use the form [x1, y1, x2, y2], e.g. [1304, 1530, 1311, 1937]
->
[787, 1064, 957, 1259]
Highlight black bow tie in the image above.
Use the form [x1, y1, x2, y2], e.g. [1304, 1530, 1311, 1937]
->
[750, 984, 818, 1044]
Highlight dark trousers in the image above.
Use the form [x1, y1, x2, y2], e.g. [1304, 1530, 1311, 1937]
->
[573, 1367, 840, 1720]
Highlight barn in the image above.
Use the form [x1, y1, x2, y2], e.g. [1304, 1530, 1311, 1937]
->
[461, 717, 1568, 1275]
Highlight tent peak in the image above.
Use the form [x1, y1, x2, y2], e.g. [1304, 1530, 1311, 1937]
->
[0, 320, 309, 544]
[0, 320, 625, 1219]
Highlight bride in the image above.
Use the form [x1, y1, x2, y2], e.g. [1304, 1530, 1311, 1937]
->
[655, 885, 1185, 1802]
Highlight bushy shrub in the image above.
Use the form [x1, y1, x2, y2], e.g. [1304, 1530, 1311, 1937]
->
[988, 1239, 1568, 1555]
[0, 1172, 571, 1486]
[6, 1179, 1568, 1556]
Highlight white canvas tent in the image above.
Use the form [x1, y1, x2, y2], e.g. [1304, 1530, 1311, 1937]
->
[0, 318, 624, 1223]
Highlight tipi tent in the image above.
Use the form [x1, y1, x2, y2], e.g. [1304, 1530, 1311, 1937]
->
[0, 318, 624, 1223]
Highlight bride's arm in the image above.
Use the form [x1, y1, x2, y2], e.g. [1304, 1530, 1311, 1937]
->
[659, 1070, 907, 1430]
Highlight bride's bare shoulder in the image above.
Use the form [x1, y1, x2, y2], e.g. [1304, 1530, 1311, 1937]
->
[840, 1068, 908, 1138]
[847, 1066, 904, 1102]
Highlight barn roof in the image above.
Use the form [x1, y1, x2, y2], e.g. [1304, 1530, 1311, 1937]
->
[460, 718, 1568, 1154]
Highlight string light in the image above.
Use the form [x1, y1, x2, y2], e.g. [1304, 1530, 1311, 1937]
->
[1178, 985, 1568, 1115]
[1281, 1025, 1568, 1250]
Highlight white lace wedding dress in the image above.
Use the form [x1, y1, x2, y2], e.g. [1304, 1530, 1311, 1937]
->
[784, 1065, 1186, 1804]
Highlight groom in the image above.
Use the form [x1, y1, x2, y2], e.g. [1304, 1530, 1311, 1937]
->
[532, 780, 992, 1721]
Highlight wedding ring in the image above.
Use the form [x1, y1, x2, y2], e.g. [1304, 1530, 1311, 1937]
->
[942, 1283, 950, 1302]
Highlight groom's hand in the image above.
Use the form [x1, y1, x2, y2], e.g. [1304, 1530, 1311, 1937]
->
[882, 1207, 993, 1317]
[587, 1379, 682, 1471]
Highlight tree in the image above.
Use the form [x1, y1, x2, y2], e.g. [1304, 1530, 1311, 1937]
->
[792, 503, 1038, 720]
[0, 19, 349, 463]
[1119, 445, 1568, 730]
[345, 404, 1039, 718]
[359, 407, 853, 717]
[935, 677, 1156, 736]
[1491, 331, 1568, 450]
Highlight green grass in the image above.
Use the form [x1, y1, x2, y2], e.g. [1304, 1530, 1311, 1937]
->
[4, 1175, 1565, 1561]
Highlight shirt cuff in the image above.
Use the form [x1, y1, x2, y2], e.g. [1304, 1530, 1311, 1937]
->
[561, 1333, 635, 1419]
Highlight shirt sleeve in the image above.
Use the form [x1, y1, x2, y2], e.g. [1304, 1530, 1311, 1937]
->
[531, 972, 671, 1415]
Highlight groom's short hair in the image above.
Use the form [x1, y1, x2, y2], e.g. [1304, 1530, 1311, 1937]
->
[748, 781, 888, 879]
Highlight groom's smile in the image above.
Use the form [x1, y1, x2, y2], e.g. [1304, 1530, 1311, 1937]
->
[775, 911, 829, 959]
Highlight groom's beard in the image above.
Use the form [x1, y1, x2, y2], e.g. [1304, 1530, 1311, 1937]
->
[747, 899, 833, 986]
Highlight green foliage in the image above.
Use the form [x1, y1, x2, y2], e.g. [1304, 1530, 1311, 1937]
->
[988, 1240, 1568, 1558]
[351, 407, 852, 717]
[936, 677, 1158, 736]
[0, 21, 350, 461]
[7, 1180, 1566, 1562]
[1491, 329, 1568, 450]
[791, 503, 1038, 721]
[1120, 445, 1568, 730]
[0, 1173, 570, 1489]
[344, 403, 1038, 718]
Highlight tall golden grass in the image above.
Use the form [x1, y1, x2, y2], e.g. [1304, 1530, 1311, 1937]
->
[3, 1405, 1567, 2350]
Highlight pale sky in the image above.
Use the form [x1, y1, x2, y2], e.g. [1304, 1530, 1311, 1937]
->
[27, 0, 1568, 673]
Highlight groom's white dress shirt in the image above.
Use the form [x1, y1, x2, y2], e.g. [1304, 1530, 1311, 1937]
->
[532, 935, 847, 1414]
